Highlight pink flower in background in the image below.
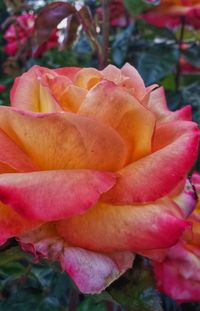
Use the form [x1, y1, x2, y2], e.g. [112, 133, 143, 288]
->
[0, 64, 199, 294]
[153, 172, 200, 302]
[142, 0, 200, 29]
[0, 84, 5, 93]
[4, 12, 58, 57]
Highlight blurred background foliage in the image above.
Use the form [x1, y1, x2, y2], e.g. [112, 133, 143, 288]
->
[0, 0, 200, 310]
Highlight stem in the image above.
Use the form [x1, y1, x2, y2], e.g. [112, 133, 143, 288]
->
[101, 0, 110, 68]
[175, 16, 185, 91]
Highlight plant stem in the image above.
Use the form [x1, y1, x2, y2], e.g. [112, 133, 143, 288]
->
[175, 16, 185, 91]
[101, 0, 110, 68]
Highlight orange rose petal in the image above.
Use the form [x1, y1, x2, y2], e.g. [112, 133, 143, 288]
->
[0, 202, 41, 245]
[0, 107, 127, 171]
[0, 128, 38, 172]
[10, 66, 62, 113]
[121, 63, 146, 101]
[79, 81, 155, 162]
[53, 67, 81, 81]
[74, 68, 102, 89]
[0, 170, 117, 221]
[103, 120, 199, 204]
[57, 200, 188, 253]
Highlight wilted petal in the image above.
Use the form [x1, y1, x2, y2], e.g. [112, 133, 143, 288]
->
[19, 224, 134, 294]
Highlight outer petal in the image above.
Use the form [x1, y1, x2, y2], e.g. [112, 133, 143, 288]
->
[121, 63, 146, 101]
[10, 66, 62, 112]
[57, 200, 188, 254]
[19, 224, 134, 294]
[78, 81, 155, 162]
[0, 202, 41, 245]
[0, 128, 38, 173]
[147, 87, 192, 122]
[104, 121, 199, 204]
[153, 242, 200, 303]
[61, 248, 134, 294]
[0, 107, 127, 171]
[0, 170, 116, 221]
[53, 67, 81, 81]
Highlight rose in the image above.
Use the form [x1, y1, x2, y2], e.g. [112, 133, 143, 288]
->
[141, 0, 200, 29]
[4, 12, 58, 57]
[0, 63, 199, 293]
[153, 172, 200, 302]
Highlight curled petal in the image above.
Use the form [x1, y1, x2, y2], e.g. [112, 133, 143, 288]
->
[10, 66, 62, 112]
[104, 121, 199, 204]
[57, 200, 188, 255]
[0, 170, 117, 221]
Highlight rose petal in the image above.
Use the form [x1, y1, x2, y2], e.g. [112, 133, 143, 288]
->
[0, 128, 38, 172]
[74, 68, 102, 89]
[10, 66, 62, 112]
[53, 67, 81, 81]
[147, 87, 192, 122]
[0, 170, 116, 221]
[0, 107, 128, 171]
[121, 63, 146, 100]
[61, 248, 134, 294]
[0, 202, 41, 245]
[153, 242, 200, 303]
[79, 81, 155, 162]
[19, 224, 134, 294]
[57, 200, 188, 254]
[104, 120, 199, 204]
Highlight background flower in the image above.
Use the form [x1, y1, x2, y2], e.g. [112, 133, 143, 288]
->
[142, 0, 200, 29]
[153, 172, 200, 302]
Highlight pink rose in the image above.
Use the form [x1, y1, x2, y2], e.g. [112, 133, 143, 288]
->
[153, 172, 200, 302]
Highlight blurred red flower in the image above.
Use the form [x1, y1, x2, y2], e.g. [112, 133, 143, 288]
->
[142, 0, 200, 29]
[0, 84, 5, 93]
[4, 12, 58, 58]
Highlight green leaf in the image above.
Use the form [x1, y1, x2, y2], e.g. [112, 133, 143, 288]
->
[107, 256, 163, 311]
[112, 23, 134, 66]
[182, 82, 200, 125]
[182, 44, 200, 68]
[124, 0, 157, 16]
[132, 43, 179, 85]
